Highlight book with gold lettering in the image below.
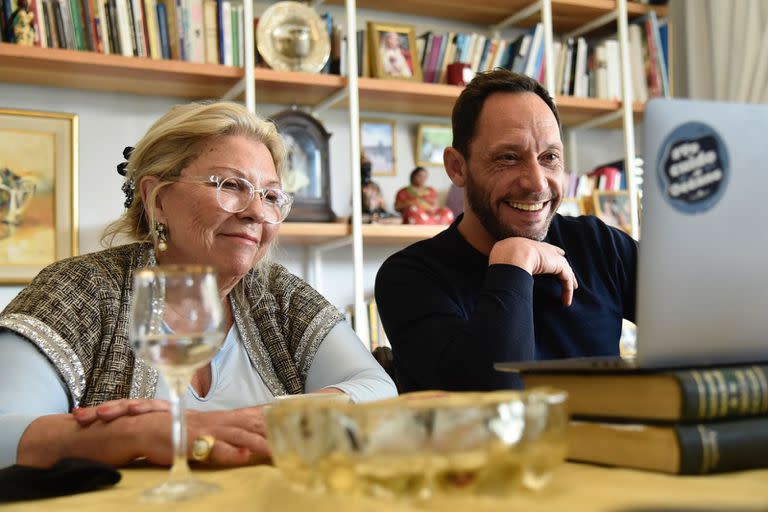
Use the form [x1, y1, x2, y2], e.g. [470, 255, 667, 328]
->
[568, 416, 768, 474]
[522, 364, 768, 422]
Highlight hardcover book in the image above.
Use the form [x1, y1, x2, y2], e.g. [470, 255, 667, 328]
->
[523, 364, 768, 422]
[568, 416, 768, 474]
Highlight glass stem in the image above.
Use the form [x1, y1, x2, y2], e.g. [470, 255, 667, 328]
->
[167, 371, 192, 482]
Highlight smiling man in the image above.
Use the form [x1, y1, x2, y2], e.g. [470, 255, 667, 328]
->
[375, 70, 638, 391]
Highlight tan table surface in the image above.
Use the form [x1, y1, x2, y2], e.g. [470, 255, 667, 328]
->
[3, 462, 767, 511]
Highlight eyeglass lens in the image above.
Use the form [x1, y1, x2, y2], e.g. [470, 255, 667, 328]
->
[216, 177, 291, 223]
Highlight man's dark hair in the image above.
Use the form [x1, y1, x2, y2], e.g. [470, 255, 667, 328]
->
[451, 69, 561, 159]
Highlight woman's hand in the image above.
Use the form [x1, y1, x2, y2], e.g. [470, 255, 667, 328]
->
[138, 407, 271, 467]
[72, 401, 271, 466]
[72, 399, 170, 426]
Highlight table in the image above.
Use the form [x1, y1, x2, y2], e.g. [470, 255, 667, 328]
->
[2, 462, 767, 511]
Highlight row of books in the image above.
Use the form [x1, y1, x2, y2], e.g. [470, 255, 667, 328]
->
[561, 157, 644, 202]
[1, 0, 249, 66]
[342, 298, 390, 352]
[522, 363, 768, 474]
[349, 13, 669, 99]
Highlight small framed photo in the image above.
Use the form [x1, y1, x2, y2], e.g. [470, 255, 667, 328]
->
[557, 197, 584, 217]
[0, 108, 78, 283]
[367, 22, 422, 81]
[361, 118, 396, 176]
[416, 124, 451, 167]
[593, 191, 632, 234]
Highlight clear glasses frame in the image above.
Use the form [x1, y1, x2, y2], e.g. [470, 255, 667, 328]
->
[165, 175, 293, 224]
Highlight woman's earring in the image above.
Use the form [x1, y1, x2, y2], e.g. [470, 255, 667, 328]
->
[155, 222, 168, 252]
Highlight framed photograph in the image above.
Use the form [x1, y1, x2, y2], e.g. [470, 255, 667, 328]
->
[360, 118, 396, 176]
[557, 197, 584, 217]
[415, 124, 451, 167]
[593, 191, 632, 234]
[367, 22, 422, 81]
[0, 108, 78, 284]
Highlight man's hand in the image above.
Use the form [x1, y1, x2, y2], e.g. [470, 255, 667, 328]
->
[489, 237, 578, 306]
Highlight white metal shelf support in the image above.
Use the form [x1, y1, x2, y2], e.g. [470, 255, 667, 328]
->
[616, 0, 639, 239]
[243, 0, 255, 112]
[344, 0, 368, 346]
[308, 236, 353, 293]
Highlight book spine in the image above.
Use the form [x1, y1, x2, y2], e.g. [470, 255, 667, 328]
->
[676, 365, 768, 421]
[676, 417, 768, 474]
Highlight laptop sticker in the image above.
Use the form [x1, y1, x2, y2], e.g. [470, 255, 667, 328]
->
[656, 122, 729, 214]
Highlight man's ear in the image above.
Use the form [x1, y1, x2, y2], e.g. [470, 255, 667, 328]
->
[444, 147, 468, 188]
[138, 175, 165, 221]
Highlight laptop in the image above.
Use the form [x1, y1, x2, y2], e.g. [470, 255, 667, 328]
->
[496, 97, 768, 372]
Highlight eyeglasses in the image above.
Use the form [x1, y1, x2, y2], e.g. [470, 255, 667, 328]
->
[165, 175, 293, 224]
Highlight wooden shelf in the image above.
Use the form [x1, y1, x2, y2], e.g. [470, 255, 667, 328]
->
[358, 77, 461, 116]
[328, 0, 666, 31]
[362, 223, 447, 245]
[254, 68, 345, 108]
[0, 43, 243, 98]
[277, 221, 447, 246]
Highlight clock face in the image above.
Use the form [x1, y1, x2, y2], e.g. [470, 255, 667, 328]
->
[283, 130, 322, 199]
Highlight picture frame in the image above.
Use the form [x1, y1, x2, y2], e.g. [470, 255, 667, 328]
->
[367, 22, 422, 82]
[557, 197, 584, 217]
[0, 108, 78, 284]
[593, 191, 632, 234]
[415, 124, 451, 167]
[360, 118, 396, 176]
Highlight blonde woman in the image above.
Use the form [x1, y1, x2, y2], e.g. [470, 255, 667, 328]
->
[0, 101, 396, 469]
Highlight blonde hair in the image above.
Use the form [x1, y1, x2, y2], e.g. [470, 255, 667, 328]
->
[102, 100, 287, 292]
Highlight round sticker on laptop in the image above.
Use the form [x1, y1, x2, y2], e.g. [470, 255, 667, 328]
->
[656, 122, 729, 214]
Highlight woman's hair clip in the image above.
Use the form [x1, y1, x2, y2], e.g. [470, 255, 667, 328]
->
[118, 146, 135, 208]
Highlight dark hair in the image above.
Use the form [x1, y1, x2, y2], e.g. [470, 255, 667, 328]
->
[409, 166, 426, 184]
[451, 69, 560, 159]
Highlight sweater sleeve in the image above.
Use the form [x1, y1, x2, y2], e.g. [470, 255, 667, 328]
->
[375, 256, 533, 392]
[0, 331, 71, 468]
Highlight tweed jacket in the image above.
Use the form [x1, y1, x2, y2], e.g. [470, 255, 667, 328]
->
[0, 243, 343, 407]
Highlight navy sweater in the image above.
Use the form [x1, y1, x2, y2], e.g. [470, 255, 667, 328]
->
[375, 214, 638, 391]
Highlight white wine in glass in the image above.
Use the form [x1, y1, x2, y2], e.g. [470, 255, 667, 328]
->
[130, 265, 225, 502]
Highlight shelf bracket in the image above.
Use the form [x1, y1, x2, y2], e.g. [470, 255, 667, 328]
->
[311, 87, 350, 115]
[564, 11, 618, 40]
[222, 78, 246, 102]
[308, 236, 353, 293]
[490, 1, 542, 33]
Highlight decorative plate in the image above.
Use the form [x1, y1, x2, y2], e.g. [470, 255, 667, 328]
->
[257, 1, 330, 73]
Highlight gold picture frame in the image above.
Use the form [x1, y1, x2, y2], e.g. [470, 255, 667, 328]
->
[557, 197, 584, 217]
[367, 22, 422, 82]
[360, 118, 396, 176]
[0, 108, 78, 283]
[593, 190, 631, 234]
[415, 123, 451, 167]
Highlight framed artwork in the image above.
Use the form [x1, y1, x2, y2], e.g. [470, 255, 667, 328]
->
[367, 22, 422, 81]
[0, 108, 78, 284]
[271, 109, 335, 222]
[415, 124, 451, 167]
[360, 118, 396, 176]
[593, 191, 632, 234]
[557, 197, 584, 217]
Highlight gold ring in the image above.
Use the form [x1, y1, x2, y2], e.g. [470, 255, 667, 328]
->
[191, 435, 215, 462]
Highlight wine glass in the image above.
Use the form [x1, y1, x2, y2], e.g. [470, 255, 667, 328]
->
[129, 265, 225, 502]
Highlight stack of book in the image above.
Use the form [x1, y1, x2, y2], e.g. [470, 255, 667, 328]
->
[522, 364, 768, 474]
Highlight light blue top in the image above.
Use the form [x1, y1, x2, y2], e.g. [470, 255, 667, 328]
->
[0, 322, 396, 468]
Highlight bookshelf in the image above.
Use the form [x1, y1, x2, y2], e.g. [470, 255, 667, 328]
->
[0, 0, 667, 341]
[0, 43, 644, 125]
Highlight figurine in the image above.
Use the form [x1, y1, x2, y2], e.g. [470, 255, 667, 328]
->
[9, 0, 35, 46]
[361, 154, 400, 224]
[394, 167, 454, 225]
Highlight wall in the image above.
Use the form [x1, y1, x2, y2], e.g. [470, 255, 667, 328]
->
[0, 6, 637, 310]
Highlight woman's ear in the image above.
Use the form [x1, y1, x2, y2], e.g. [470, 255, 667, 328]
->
[138, 175, 165, 222]
[444, 147, 468, 188]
